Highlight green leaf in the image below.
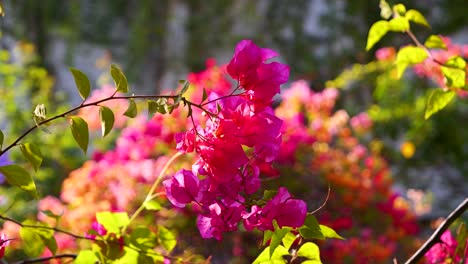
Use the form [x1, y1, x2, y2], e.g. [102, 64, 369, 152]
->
[445, 56, 467, 70]
[35, 225, 58, 255]
[253, 245, 289, 264]
[319, 225, 345, 240]
[388, 17, 409, 32]
[124, 98, 138, 118]
[20, 222, 44, 257]
[70, 116, 89, 154]
[405, 9, 430, 27]
[70, 68, 91, 100]
[366, 20, 389, 51]
[263, 190, 278, 201]
[424, 35, 447, 50]
[282, 232, 297, 251]
[75, 250, 99, 264]
[298, 214, 324, 240]
[0, 129, 3, 150]
[270, 224, 292, 257]
[392, 3, 406, 15]
[143, 200, 162, 211]
[441, 66, 466, 89]
[147, 100, 159, 117]
[395, 46, 428, 78]
[157, 225, 176, 252]
[110, 64, 129, 93]
[263, 230, 274, 246]
[96, 211, 129, 234]
[202, 88, 208, 102]
[129, 227, 157, 250]
[425, 89, 455, 119]
[379, 0, 392, 19]
[99, 106, 114, 137]
[20, 143, 43, 171]
[0, 165, 37, 197]
[296, 242, 321, 261]
[41, 210, 62, 219]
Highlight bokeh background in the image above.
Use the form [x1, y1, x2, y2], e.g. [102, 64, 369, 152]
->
[0, 0, 467, 263]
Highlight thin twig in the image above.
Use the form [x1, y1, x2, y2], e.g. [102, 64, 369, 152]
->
[13, 254, 77, 264]
[0, 215, 91, 240]
[404, 198, 468, 264]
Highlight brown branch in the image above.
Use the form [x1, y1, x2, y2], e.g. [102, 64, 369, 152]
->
[12, 254, 77, 264]
[0, 94, 179, 157]
[404, 198, 468, 264]
[0, 215, 92, 240]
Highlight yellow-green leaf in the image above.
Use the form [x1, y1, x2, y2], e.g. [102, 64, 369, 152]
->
[445, 56, 467, 70]
[282, 232, 297, 251]
[20, 222, 44, 257]
[157, 225, 176, 252]
[366, 20, 389, 51]
[179, 80, 190, 95]
[70, 68, 91, 100]
[110, 64, 129, 93]
[144, 200, 162, 211]
[296, 242, 321, 261]
[406, 9, 430, 27]
[20, 143, 43, 171]
[395, 46, 428, 78]
[389, 17, 410, 32]
[75, 250, 98, 264]
[123, 98, 138, 118]
[253, 245, 289, 264]
[424, 35, 447, 50]
[425, 89, 455, 119]
[96, 211, 130, 234]
[379, 0, 392, 19]
[0, 165, 37, 197]
[319, 225, 345, 240]
[99, 106, 114, 137]
[441, 67, 466, 89]
[392, 3, 406, 16]
[70, 116, 89, 154]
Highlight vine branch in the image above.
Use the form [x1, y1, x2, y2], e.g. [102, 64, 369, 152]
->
[12, 254, 77, 264]
[404, 198, 468, 264]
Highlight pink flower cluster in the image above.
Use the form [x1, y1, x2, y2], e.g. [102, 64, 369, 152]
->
[425, 230, 468, 264]
[164, 40, 307, 240]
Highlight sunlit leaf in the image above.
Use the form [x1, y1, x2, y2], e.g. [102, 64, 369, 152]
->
[389, 17, 409, 32]
[96, 211, 129, 234]
[124, 98, 138, 118]
[99, 106, 114, 137]
[70, 116, 89, 154]
[366, 20, 389, 51]
[296, 242, 321, 261]
[20, 221, 44, 257]
[75, 250, 98, 264]
[253, 245, 289, 264]
[406, 9, 430, 27]
[319, 225, 345, 240]
[425, 89, 455, 119]
[110, 64, 129, 93]
[379, 0, 392, 19]
[441, 68, 466, 89]
[143, 200, 162, 211]
[424, 35, 447, 50]
[20, 143, 43, 171]
[392, 3, 406, 15]
[157, 225, 176, 252]
[395, 46, 428, 78]
[70, 68, 91, 100]
[270, 223, 291, 257]
[445, 56, 467, 70]
[0, 165, 37, 198]
[282, 232, 297, 251]
[35, 225, 58, 255]
[455, 223, 467, 257]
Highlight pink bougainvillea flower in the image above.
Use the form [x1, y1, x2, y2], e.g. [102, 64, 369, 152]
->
[425, 230, 467, 264]
[197, 202, 244, 240]
[0, 233, 11, 258]
[163, 169, 200, 208]
[242, 187, 307, 231]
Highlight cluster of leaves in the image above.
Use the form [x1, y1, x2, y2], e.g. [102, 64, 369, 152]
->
[366, 0, 467, 119]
